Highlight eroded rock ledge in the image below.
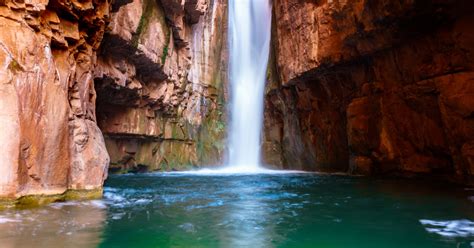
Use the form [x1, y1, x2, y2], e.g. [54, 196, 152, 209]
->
[0, 0, 228, 203]
[264, 0, 474, 184]
[94, 0, 228, 173]
[0, 0, 109, 201]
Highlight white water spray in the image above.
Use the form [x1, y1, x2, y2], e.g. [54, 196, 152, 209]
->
[227, 0, 272, 170]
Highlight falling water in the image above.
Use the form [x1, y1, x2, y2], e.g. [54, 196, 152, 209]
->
[227, 0, 272, 170]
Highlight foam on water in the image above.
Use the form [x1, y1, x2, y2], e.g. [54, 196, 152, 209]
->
[166, 167, 308, 176]
[0, 217, 20, 224]
[420, 219, 474, 237]
[103, 187, 155, 209]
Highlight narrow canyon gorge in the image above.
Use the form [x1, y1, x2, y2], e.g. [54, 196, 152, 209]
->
[1, 0, 474, 247]
[0, 0, 473, 202]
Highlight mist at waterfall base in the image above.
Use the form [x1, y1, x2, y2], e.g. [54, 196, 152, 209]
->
[226, 0, 272, 171]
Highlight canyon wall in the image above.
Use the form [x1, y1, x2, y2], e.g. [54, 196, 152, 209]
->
[95, 0, 227, 173]
[0, 0, 110, 202]
[265, 0, 474, 184]
[2, 0, 472, 204]
[0, 0, 227, 203]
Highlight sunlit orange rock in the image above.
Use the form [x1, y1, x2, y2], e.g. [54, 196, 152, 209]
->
[0, 0, 110, 200]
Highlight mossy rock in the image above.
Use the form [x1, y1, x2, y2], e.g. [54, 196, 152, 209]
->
[0, 198, 16, 210]
[0, 188, 103, 210]
[16, 195, 63, 208]
[64, 189, 103, 201]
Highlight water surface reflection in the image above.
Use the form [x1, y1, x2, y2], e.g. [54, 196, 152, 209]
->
[217, 176, 281, 247]
[1, 173, 473, 248]
[0, 200, 105, 248]
[99, 173, 474, 247]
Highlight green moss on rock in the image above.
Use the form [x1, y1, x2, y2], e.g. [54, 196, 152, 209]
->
[161, 43, 169, 65]
[0, 198, 16, 210]
[64, 188, 103, 201]
[131, 0, 155, 48]
[0, 188, 103, 209]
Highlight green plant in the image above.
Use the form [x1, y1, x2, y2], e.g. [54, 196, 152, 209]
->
[161, 43, 169, 65]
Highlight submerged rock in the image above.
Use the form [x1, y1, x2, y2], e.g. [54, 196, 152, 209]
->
[179, 222, 197, 233]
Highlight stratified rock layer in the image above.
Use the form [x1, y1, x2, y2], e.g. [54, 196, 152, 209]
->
[95, 0, 228, 173]
[0, 0, 227, 201]
[265, 0, 474, 184]
[0, 0, 109, 199]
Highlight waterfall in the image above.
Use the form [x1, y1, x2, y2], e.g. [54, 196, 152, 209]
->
[227, 0, 272, 170]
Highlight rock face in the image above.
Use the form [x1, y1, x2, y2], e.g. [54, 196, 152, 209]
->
[265, 0, 474, 184]
[0, 0, 227, 202]
[94, 0, 228, 173]
[0, 0, 110, 200]
[2, 0, 472, 203]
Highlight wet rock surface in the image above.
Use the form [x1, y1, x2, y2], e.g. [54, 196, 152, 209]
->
[94, 0, 228, 173]
[264, 0, 474, 184]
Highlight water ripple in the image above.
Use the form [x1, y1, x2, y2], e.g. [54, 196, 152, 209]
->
[420, 219, 474, 237]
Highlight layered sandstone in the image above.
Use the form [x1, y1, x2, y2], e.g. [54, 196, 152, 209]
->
[0, 0, 110, 201]
[3, 0, 472, 205]
[0, 0, 227, 202]
[94, 0, 228, 173]
[265, 0, 474, 184]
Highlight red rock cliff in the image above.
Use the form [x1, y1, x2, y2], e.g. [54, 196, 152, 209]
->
[0, 0, 228, 203]
[3, 0, 473, 204]
[94, 0, 228, 173]
[264, 0, 474, 184]
[0, 0, 110, 201]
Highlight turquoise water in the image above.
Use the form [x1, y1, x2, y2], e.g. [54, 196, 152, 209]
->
[1, 173, 473, 247]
